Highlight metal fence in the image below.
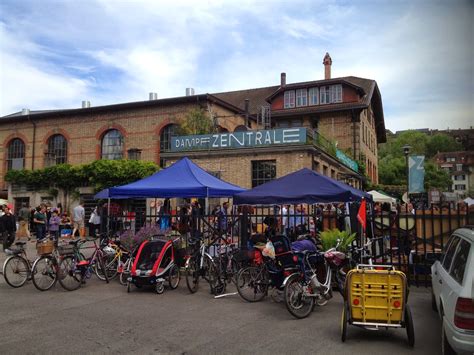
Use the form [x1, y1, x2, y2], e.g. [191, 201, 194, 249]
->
[106, 203, 472, 287]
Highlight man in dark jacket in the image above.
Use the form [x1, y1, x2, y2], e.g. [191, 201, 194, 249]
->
[1, 206, 17, 250]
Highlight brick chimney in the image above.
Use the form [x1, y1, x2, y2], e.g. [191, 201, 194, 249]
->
[323, 52, 332, 80]
[280, 72, 286, 86]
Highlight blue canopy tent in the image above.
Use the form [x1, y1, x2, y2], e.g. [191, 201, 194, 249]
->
[233, 168, 371, 205]
[108, 157, 245, 198]
[94, 188, 130, 199]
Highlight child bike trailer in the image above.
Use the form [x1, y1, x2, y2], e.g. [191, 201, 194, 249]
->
[341, 264, 414, 347]
[127, 238, 180, 294]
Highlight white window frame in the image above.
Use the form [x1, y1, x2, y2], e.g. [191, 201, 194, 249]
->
[308, 87, 319, 105]
[284, 91, 295, 109]
[332, 84, 342, 103]
[456, 164, 463, 171]
[320, 86, 331, 104]
[295, 89, 307, 107]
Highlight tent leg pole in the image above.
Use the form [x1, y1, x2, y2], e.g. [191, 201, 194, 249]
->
[107, 198, 110, 236]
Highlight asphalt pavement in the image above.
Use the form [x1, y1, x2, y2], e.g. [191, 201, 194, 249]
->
[0, 241, 442, 355]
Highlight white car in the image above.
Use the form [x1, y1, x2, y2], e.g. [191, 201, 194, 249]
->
[431, 226, 474, 354]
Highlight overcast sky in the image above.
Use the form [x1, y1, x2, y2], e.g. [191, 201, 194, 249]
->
[0, 0, 472, 132]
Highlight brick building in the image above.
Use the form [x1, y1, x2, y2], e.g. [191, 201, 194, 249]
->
[434, 151, 474, 197]
[0, 53, 386, 208]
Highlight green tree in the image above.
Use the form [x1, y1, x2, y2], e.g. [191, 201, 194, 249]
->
[425, 133, 463, 158]
[179, 108, 215, 135]
[378, 130, 455, 191]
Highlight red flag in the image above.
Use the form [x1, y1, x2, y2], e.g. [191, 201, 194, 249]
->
[357, 199, 367, 231]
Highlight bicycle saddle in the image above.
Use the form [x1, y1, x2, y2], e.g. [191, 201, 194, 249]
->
[68, 239, 82, 245]
[15, 242, 26, 246]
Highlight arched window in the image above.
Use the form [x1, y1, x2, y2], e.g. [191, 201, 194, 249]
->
[46, 134, 67, 166]
[101, 129, 124, 160]
[7, 138, 25, 170]
[160, 124, 178, 152]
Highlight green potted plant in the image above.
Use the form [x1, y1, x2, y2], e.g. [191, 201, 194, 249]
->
[320, 228, 356, 252]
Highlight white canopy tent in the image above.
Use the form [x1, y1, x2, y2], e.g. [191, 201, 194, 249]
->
[463, 197, 474, 206]
[368, 190, 397, 205]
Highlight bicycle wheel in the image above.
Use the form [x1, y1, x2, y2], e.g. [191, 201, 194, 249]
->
[168, 264, 180, 289]
[284, 273, 315, 319]
[32, 255, 58, 291]
[93, 254, 111, 282]
[208, 260, 225, 295]
[236, 266, 268, 302]
[3, 256, 29, 288]
[185, 256, 200, 293]
[230, 258, 241, 285]
[103, 256, 119, 280]
[58, 255, 82, 291]
[119, 259, 132, 286]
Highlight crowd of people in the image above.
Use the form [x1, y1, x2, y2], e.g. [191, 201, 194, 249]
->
[0, 200, 105, 249]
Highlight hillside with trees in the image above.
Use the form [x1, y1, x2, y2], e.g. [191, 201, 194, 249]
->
[377, 131, 461, 193]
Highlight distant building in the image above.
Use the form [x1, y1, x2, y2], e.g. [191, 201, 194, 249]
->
[434, 151, 474, 197]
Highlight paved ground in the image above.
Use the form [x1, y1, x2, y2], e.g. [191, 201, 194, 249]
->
[0, 241, 442, 355]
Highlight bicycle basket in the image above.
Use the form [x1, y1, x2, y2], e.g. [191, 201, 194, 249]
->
[58, 245, 75, 255]
[37, 240, 55, 255]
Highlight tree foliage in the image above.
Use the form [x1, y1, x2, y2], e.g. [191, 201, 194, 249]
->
[378, 131, 457, 191]
[5, 160, 159, 193]
[179, 108, 215, 135]
[425, 133, 463, 158]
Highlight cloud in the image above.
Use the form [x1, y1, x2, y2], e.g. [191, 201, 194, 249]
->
[0, 0, 471, 133]
[0, 22, 90, 113]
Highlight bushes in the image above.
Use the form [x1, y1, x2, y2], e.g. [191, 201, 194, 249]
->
[5, 160, 159, 193]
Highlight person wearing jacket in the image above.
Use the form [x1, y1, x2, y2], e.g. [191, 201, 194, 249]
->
[1, 206, 17, 250]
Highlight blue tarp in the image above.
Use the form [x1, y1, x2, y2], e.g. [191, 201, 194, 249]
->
[233, 168, 371, 205]
[108, 157, 245, 198]
[94, 188, 129, 199]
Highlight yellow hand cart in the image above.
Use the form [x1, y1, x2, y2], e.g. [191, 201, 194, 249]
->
[341, 264, 415, 347]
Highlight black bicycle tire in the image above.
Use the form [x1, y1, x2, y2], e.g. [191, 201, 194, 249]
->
[168, 264, 180, 289]
[236, 266, 268, 302]
[3, 255, 29, 288]
[283, 273, 314, 319]
[99, 256, 109, 283]
[185, 256, 200, 293]
[31, 255, 58, 291]
[93, 253, 111, 282]
[58, 255, 82, 291]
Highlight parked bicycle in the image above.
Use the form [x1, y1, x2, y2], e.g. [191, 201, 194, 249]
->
[31, 237, 60, 291]
[283, 249, 332, 319]
[58, 237, 109, 291]
[2, 241, 33, 288]
[185, 234, 225, 295]
[236, 235, 299, 303]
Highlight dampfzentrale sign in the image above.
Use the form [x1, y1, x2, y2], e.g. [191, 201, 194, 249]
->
[171, 128, 307, 152]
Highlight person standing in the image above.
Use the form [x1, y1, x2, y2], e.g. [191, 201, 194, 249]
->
[217, 202, 229, 234]
[73, 201, 85, 238]
[48, 210, 61, 245]
[88, 206, 101, 237]
[1, 206, 17, 249]
[33, 206, 47, 241]
[17, 202, 31, 240]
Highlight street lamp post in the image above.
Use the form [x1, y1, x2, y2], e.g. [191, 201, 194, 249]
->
[403, 145, 411, 206]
